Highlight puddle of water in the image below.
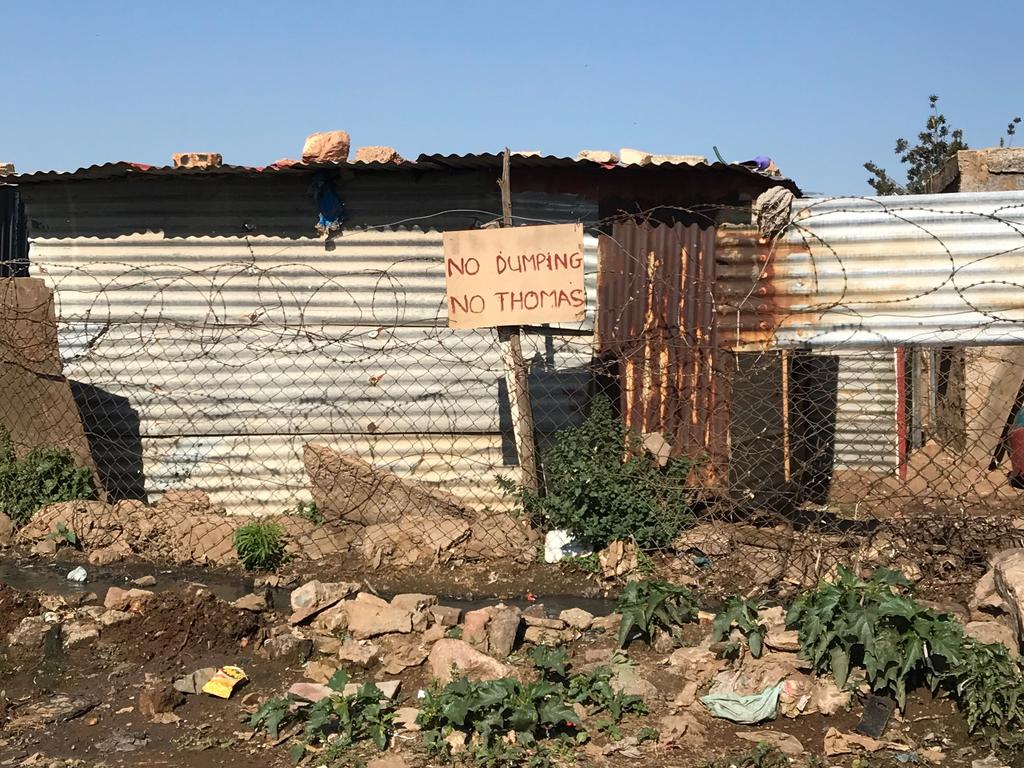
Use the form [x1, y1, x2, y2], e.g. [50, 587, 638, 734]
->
[0, 555, 618, 618]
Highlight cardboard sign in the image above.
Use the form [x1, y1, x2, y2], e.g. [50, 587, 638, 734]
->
[443, 223, 585, 328]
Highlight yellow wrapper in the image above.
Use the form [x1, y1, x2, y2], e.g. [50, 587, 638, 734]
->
[201, 666, 247, 699]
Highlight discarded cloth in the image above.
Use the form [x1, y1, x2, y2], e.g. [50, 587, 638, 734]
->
[701, 683, 782, 724]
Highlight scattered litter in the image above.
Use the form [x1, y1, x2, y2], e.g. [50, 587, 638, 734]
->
[973, 755, 1010, 768]
[543, 529, 591, 563]
[66, 566, 88, 583]
[201, 666, 247, 699]
[824, 726, 911, 757]
[856, 694, 897, 738]
[701, 683, 782, 724]
[150, 712, 181, 725]
[737, 730, 804, 756]
[4, 694, 98, 731]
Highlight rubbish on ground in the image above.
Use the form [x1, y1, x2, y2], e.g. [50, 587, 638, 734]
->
[701, 683, 782, 724]
[4, 694, 98, 731]
[737, 730, 805, 756]
[173, 667, 218, 695]
[201, 666, 248, 699]
[856, 694, 897, 738]
[66, 566, 88, 582]
[543, 529, 590, 563]
[824, 726, 911, 757]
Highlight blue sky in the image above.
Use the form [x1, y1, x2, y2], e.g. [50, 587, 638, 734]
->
[4, 1, 1022, 195]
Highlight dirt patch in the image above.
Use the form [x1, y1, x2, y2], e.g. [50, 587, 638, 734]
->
[100, 587, 261, 662]
[0, 583, 41, 637]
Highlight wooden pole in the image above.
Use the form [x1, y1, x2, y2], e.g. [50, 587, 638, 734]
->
[497, 147, 540, 493]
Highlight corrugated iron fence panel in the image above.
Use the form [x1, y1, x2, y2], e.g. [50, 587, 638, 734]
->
[29, 229, 598, 515]
[597, 222, 728, 478]
[715, 191, 1024, 349]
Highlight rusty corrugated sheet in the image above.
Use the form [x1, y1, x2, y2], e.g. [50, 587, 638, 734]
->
[597, 222, 727, 479]
[716, 191, 1024, 349]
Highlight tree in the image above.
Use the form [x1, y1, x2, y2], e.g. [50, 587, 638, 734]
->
[864, 95, 1022, 195]
[864, 95, 968, 195]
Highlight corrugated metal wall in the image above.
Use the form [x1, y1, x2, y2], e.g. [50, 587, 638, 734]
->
[21, 174, 599, 515]
[831, 350, 898, 471]
[716, 191, 1024, 349]
[597, 222, 728, 480]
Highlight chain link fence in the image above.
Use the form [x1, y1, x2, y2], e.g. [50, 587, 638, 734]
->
[2, 194, 1024, 597]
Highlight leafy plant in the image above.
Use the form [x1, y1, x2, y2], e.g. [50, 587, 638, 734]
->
[786, 567, 963, 708]
[616, 579, 698, 648]
[248, 669, 394, 760]
[566, 665, 646, 737]
[417, 676, 581, 767]
[557, 553, 600, 575]
[529, 645, 568, 680]
[233, 521, 287, 571]
[0, 429, 95, 528]
[713, 597, 767, 658]
[290, 501, 324, 525]
[46, 522, 79, 549]
[498, 395, 697, 550]
[944, 637, 1024, 732]
[418, 649, 649, 766]
[700, 743, 790, 768]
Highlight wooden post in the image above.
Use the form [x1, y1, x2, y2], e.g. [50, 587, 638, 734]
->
[497, 147, 540, 493]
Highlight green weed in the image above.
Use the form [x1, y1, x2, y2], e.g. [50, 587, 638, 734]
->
[615, 579, 698, 648]
[234, 520, 287, 571]
[497, 395, 697, 550]
[0, 429, 95, 528]
[713, 597, 767, 658]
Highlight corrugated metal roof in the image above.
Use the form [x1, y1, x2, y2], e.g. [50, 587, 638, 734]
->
[716, 191, 1024, 349]
[7, 151, 800, 193]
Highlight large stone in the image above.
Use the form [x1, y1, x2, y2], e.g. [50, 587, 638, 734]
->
[965, 620, 1018, 655]
[619, 147, 652, 166]
[487, 605, 522, 658]
[289, 580, 358, 623]
[462, 608, 491, 648]
[576, 150, 618, 164]
[430, 605, 461, 627]
[361, 515, 471, 567]
[301, 131, 351, 164]
[304, 444, 467, 526]
[461, 512, 539, 563]
[971, 569, 1011, 618]
[611, 664, 659, 698]
[390, 593, 439, 612]
[992, 550, 1024, 646]
[354, 146, 404, 164]
[62, 622, 100, 648]
[559, 608, 594, 630]
[428, 639, 512, 683]
[261, 634, 314, 661]
[232, 592, 269, 612]
[310, 603, 349, 633]
[138, 683, 184, 718]
[8, 615, 61, 649]
[103, 587, 154, 613]
[337, 639, 380, 667]
[172, 152, 222, 169]
[344, 600, 413, 639]
[88, 541, 131, 566]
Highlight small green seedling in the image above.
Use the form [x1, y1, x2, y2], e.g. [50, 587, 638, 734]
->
[233, 521, 286, 571]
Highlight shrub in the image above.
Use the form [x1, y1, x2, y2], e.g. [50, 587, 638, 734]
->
[616, 579, 698, 648]
[233, 521, 286, 570]
[500, 394, 696, 550]
[0, 430, 95, 528]
[786, 567, 962, 709]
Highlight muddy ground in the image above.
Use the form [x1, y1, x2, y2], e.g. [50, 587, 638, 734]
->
[0, 548, 1015, 768]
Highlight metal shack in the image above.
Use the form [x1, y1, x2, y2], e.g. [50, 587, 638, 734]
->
[1, 152, 795, 515]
